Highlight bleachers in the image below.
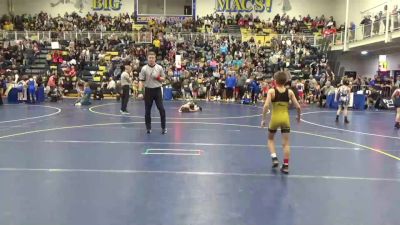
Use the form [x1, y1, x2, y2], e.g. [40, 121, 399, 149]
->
[240, 27, 278, 46]
[132, 24, 145, 31]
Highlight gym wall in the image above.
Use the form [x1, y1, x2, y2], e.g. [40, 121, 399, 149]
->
[10, 0, 134, 16]
[347, 0, 389, 25]
[6, 0, 394, 26]
[197, 0, 345, 24]
[337, 51, 400, 77]
[0, 0, 9, 15]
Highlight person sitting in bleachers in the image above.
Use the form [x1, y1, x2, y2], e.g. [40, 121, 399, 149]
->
[75, 82, 92, 106]
[106, 77, 116, 95]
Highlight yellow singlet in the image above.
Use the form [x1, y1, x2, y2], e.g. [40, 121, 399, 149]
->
[269, 87, 291, 133]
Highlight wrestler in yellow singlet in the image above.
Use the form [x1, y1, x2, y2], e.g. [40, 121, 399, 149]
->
[261, 71, 301, 174]
[269, 87, 291, 133]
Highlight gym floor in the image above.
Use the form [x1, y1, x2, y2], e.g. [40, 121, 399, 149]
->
[0, 100, 399, 225]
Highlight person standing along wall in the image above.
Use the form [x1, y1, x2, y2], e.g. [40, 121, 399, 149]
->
[120, 65, 132, 114]
[392, 85, 400, 129]
[27, 76, 36, 104]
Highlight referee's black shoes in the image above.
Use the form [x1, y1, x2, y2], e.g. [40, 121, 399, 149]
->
[146, 129, 167, 134]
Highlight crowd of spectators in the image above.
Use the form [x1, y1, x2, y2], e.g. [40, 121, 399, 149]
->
[0, 11, 340, 36]
[1, 12, 136, 32]
[0, 27, 397, 109]
[0, 11, 398, 109]
[358, 5, 400, 39]
[3, 4, 400, 42]
[0, 39, 42, 80]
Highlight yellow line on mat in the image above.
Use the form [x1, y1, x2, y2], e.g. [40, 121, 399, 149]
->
[293, 130, 400, 161]
[0, 121, 399, 161]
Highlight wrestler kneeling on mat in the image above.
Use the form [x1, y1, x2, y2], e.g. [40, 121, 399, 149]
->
[179, 102, 202, 113]
[261, 71, 301, 174]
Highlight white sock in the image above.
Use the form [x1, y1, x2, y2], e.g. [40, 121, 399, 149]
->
[271, 153, 277, 158]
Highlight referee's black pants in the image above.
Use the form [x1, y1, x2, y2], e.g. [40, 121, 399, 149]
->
[145, 87, 166, 130]
[121, 85, 130, 112]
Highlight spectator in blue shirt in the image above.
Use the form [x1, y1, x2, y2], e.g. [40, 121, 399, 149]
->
[220, 44, 228, 56]
[233, 57, 243, 69]
[225, 73, 237, 101]
[250, 77, 261, 104]
[27, 76, 36, 104]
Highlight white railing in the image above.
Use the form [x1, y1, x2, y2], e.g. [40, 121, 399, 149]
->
[0, 31, 153, 43]
[0, 30, 325, 47]
[326, 15, 400, 47]
[165, 32, 241, 41]
[278, 34, 324, 46]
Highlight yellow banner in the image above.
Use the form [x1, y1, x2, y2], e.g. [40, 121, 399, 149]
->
[216, 0, 272, 13]
[92, 0, 122, 11]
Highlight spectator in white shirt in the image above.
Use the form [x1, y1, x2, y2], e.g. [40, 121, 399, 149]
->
[107, 77, 116, 95]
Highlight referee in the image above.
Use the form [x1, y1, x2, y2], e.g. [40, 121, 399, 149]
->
[138, 52, 167, 134]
